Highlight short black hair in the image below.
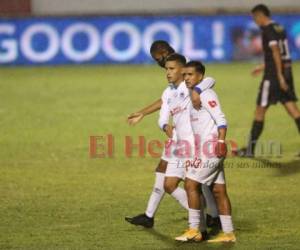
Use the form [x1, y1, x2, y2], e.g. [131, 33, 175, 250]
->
[251, 4, 271, 17]
[185, 61, 205, 75]
[150, 40, 175, 54]
[165, 53, 186, 66]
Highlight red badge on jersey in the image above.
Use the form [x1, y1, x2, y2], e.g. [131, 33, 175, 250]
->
[208, 100, 217, 108]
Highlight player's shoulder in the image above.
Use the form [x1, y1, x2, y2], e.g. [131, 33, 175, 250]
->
[161, 85, 171, 98]
[199, 88, 218, 100]
[266, 22, 285, 36]
[194, 77, 216, 90]
[204, 76, 216, 82]
[271, 22, 285, 33]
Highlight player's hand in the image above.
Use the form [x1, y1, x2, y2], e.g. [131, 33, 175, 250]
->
[127, 112, 144, 125]
[278, 74, 289, 92]
[215, 140, 227, 158]
[164, 125, 173, 138]
[251, 65, 264, 77]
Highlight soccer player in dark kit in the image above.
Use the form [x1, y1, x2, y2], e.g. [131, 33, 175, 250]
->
[239, 4, 300, 157]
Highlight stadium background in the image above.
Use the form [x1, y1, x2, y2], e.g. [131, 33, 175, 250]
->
[1, 1, 300, 249]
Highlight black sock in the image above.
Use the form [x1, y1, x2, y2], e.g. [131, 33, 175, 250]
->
[247, 120, 264, 155]
[295, 117, 300, 133]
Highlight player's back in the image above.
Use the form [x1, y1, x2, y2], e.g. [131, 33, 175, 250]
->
[262, 22, 291, 75]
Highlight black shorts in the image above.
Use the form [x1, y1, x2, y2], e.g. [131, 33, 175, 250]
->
[256, 67, 298, 107]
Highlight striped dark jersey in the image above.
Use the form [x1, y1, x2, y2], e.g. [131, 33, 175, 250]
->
[261, 22, 291, 76]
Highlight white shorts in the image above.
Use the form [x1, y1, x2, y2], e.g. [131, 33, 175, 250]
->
[165, 159, 186, 179]
[185, 157, 225, 185]
[162, 132, 194, 180]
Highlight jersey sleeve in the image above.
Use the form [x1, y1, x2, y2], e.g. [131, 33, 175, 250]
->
[158, 88, 170, 130]
[193, 77, 216, 94]
[200, 89, 227, 129]
[265, 25, 278, 47]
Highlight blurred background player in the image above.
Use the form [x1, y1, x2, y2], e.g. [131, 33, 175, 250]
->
[239, 4, 300, 157]
[125, 41, 220, 229]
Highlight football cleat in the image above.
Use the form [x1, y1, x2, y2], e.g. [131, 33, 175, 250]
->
[207, 232, 236, 243]
[236, 147, 254, 158]
[175, 228, 203, 242]
[125, 213, 154, 228]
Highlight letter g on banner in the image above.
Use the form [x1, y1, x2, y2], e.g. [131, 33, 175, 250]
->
[0, 24, 17, 63]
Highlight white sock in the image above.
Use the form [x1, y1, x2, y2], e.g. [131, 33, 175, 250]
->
[171, 187, 189, 210]
[202, 185, 218, 217]
[188, 208, 200, 229]
[145, 172, 165, 218]
[219, 215, 234, 233]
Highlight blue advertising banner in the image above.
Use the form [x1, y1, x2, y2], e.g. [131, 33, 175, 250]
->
[1, 15, 300, 65]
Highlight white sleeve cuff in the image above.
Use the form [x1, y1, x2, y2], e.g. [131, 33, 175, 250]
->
[269, 40, 278, 47]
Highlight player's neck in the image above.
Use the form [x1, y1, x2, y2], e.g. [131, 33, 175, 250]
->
[263, 18, 273, 26]
[174, 79, 183, 86]
[197, 77, 204, 84]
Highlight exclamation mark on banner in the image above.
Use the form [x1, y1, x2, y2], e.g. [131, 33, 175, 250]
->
[212, 21, 225, 60]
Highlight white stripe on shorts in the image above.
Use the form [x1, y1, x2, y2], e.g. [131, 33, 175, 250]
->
[261, 80, 270, 107]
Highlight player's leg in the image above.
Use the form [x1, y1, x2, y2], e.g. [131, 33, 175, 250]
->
[144, 159, 167, 218]
[189, 158, 236, 242]
[208, 169, 236, 243]
[282, 101, 300, 133]
[164, 176, 188, 210]
[125, 159, 167, 228]
[239, 105, 268, 157]
[175, 178, 206, 242]
[164, 159, 189, 210]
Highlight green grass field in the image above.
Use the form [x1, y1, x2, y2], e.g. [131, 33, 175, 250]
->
[0, 63, 300, 250]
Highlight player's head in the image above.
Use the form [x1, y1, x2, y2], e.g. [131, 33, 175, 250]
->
[150, 40, 175, 68]
[184, 61, 205, 89]
[251, 4, 271, 26]
[165, 53, 186, 84]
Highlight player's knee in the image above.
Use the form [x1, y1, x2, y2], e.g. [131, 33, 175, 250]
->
[164, 182, 177, 194]
[255, 106, 266, 121]
[184, 179, 198, 193]
[212, 184, 226, 199]
[285, 102, 300, 118]
[155, 160, 168, 173]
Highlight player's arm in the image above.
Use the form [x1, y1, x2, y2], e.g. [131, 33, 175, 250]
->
[193, 77, 216, 93]
[158, 90, 172, 138]
[190, 78, 216, 110]
[200, 90, 228, 158]
[270, 43, 288, 92]
[127, 99, 162, 125]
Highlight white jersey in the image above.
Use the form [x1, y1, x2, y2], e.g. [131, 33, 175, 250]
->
[159, 81, 192, 140]
[190, 87, 227, 158]
[158, 77, 216, 141]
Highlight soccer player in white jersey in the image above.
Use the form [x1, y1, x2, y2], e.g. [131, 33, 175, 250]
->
[158, 54, 210, 233]
[125, 42, 219, 229]
[175, 61, 236, 243]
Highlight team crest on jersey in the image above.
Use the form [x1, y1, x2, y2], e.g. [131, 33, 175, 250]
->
[180, 92, 185, 98]
[274, 24, 283, 33]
